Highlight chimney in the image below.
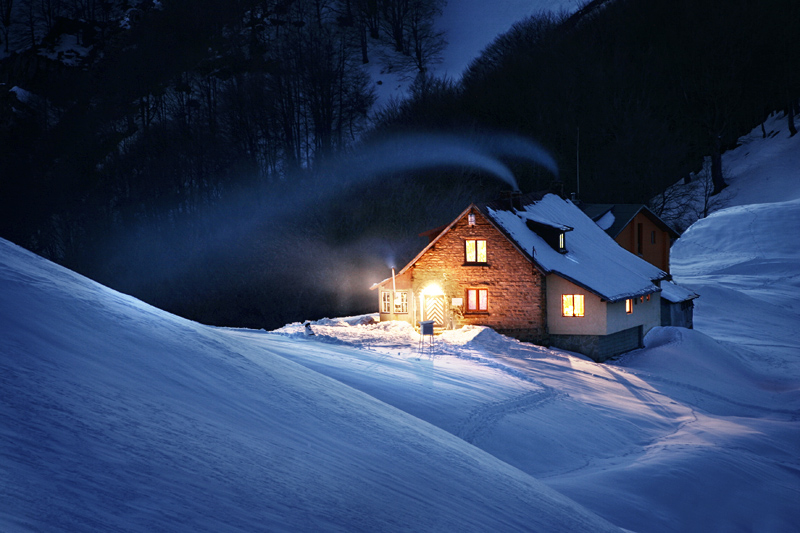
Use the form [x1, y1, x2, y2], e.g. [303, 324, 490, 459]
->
[502, 190, 522, 210]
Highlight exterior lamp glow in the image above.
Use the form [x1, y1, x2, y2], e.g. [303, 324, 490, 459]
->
[421, 283, 444, 296]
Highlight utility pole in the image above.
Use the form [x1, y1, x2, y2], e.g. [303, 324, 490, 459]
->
[576, 127, 580, 199]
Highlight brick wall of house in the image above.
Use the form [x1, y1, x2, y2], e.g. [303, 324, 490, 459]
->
[410, 209, 547, 342]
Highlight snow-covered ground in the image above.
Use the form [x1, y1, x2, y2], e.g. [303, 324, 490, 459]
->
[263, 115, 800, 532]
[2, 115, 799, 531]
[0, 241, 618, 531]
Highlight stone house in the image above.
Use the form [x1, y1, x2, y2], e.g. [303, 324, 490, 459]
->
[371, 193, 668, 362]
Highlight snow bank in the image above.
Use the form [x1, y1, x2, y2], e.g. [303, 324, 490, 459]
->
[0, 238, 619, 532]
[671, 197, 800, 373]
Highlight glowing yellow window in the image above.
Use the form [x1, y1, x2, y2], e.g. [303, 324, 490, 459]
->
[465, 239, 487, 263]
[625, 299, 633, 314]
[562, 294, 584, 317]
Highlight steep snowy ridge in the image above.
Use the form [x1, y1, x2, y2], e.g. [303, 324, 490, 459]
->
[0, 238, 619, 531]
[670, 114, 800, 372]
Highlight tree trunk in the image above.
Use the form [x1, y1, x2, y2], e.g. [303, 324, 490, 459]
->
[710, 136, 726, 195]
[360, 24, 369, 64]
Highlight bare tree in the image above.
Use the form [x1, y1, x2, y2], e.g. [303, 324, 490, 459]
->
[694, 160, 732, 219]
[39, 0, 62, 36]
[379, 0, 409, 54]
[404, 0, 445, 74]
[0, 0, 12, 52]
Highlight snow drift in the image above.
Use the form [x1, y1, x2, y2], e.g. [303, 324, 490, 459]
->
[0, 238, 618, 531]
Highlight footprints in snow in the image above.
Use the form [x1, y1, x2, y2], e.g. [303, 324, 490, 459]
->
[456, 386, 560, 444]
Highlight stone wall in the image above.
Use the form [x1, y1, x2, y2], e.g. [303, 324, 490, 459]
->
[410, 208, 547, 341]
[550, 325, 643, 362]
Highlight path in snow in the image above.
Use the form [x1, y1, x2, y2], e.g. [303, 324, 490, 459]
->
[456, 386, 561, 445]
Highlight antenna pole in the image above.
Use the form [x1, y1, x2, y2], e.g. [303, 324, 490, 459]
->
[576, 126, 580, 198]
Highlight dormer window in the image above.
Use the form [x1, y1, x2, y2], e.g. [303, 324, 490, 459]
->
[525, 219, 571, 254]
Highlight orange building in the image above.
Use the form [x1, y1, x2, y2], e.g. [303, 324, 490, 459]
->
[578, 204, 679, 273]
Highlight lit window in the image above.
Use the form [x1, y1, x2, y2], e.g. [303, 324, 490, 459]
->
[466, 288, 488, 312]
[381, 291, 408, 313]
[625, 299, 633, 314]
[465, 239, 487, 263]
[381, 291, 390, 313]
[558, 232, 565, 252]
[562, 294, 584, 317]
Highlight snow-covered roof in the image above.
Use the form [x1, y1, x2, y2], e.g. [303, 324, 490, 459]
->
[660, 280, 699, 303]
[595, 209, 615, 231]
[580, 203, 680, 239]
[486, 194, 667, 302]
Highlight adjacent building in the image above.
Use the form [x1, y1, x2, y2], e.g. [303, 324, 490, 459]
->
[580, 202, 698, 326]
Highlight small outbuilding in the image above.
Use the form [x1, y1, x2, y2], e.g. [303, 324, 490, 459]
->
[659, 281, 699, 329]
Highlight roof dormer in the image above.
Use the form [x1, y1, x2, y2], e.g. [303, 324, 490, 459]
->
[525, 219, 573, 254]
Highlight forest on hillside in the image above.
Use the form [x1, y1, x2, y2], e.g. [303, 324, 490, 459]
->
[1, 0, 798, 329]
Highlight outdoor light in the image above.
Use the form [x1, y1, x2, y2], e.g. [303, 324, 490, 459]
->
[421, 283, 444, 296]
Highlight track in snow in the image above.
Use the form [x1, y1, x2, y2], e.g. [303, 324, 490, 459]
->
[456, 386, 561, 444]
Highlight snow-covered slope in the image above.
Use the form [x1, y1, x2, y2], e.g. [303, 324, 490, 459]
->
[671, 198, 800, 368]
[266, 319, 799, 532]
[258, 113, 800, 532]
[2, 112, 798, 532]
[670, 113, 800, 370]
[0, 238, 619, 531]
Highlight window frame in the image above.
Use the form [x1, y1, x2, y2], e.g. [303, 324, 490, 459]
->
[465, 288, 489, 313]
[465, 239, 488, 264]
[562, 294, 585, 317]
[381, 290, 409, 314]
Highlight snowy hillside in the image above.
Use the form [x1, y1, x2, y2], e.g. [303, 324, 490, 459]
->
[670, 112, 800, 372]
[265, 115, 800, 532]
[2, 113, 799, 532]
[0, 239, 619, 531]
